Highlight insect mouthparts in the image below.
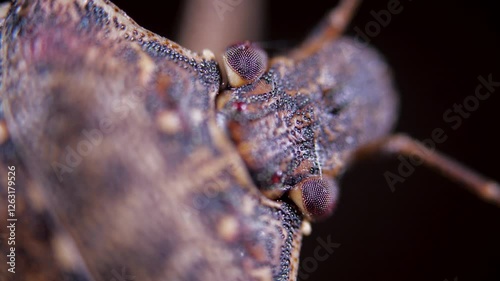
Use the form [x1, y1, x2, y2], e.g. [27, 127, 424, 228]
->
[222, 41, 268, 88]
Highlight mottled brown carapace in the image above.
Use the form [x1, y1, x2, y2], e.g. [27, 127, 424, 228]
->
[0, 0, 311, 280]
[1, 0, 499, 281]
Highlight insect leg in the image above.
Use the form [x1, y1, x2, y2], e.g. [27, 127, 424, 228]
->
[352, 134, 500, 206]
[290, 0, 361, 60]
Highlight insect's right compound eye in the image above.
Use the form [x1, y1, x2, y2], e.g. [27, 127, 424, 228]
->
[289, 177, 338, 221]
[222, 41, 268, 88]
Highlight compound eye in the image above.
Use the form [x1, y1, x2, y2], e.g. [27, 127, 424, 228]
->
[289, 177, 337, 221]
[223, 41, 268, 87]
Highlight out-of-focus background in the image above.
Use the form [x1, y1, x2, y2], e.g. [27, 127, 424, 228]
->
[83, 0, 500, 280]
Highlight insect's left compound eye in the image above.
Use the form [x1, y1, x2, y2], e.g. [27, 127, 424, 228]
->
[223, 41, 268, 87]
[289, 177, 338, 221]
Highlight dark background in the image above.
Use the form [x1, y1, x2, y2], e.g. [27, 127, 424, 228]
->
[111, 1, 500, 280]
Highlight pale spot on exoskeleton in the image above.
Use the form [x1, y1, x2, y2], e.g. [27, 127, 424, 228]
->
[241, 196, 254, 215]
[137, 51, 156, 85]
[301, 220, 312, 236]
[0, 120, 9, 145]
[217, 215, 239, 242]
[201, 49, 216, 61]
[190, 109, 204, 125]
[52, 233, 86, 272]
[157, 110, 181, 134]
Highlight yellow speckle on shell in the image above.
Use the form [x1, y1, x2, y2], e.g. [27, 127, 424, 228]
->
[217, 215, 239, 241]
[0, 120, 9, 145]
[157, 111, 181, 134]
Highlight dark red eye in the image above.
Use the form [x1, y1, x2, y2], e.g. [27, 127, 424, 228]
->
[223, 41, 268, 87]
[289, 177, 337, 221]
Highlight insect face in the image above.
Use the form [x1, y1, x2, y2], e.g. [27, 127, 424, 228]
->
[218, 34, 399, 224]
